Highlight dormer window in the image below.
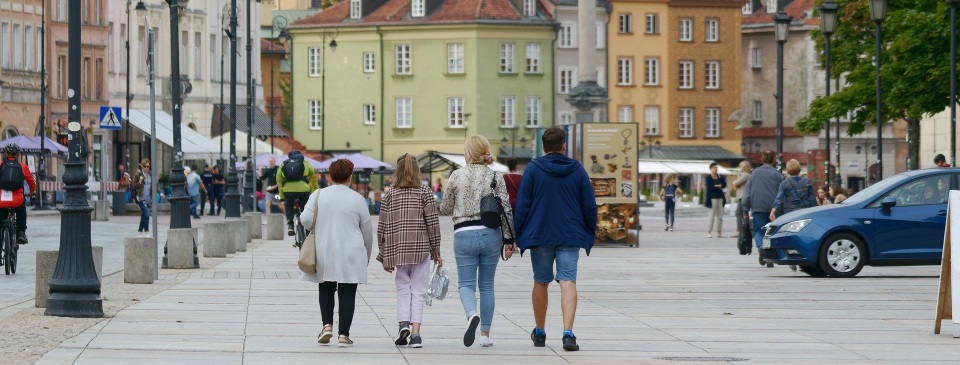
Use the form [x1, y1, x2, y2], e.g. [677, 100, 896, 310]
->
[522, 0, 535, 17]
[412, 0, 425, 17]
[350, 0, 361, 19]
[766, 0, 777, 13]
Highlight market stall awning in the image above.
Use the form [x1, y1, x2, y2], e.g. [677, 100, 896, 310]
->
[126, 109, 221, 159]
[317, 153, 393, 174]
[0, 136, 68, 158]
[417, 151, 509, 173]
[638, 159, 734, 175]
[644, 146, 745, 165]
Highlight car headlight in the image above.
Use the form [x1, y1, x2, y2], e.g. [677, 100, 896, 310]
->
[779, 219, 812, 233]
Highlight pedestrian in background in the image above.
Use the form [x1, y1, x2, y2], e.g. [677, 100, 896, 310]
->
[659, 174, 682, 231]
[733, 161, 752, 241]
[130, 159, 155, 237]
[299, 158, 373, 348]
[770, 159, 817, 272]
[211, 165, 225, 215]
[199, 166, 214, 215]
[704, 163, 726, 238]
[935, 153, 951, 168]
[816, 186, 832, 206]
[741, 151, 784, 267]
[377, 153, 443, 349]
[829, 183, 847, 204]
[439, 135, 515, 348]
[184, 166, 206, 219]
[503, 158, 522, 209]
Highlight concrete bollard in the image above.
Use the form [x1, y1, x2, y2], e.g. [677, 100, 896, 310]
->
[192, 227, 201, 246]
[266, 213, 285, 240]
[202, 222, 228, 258]
[92, 200, 110, 221]
[166, 229, 194, 269]
[124, 237, 156, 284]
[251, 213, 262, 239]
[224, 220, 240, 254]
[242, 213, 255, 244]
[231, 219, 248, 252]
[36, 246, 103, 308]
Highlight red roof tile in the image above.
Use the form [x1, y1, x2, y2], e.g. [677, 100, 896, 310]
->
[742, 0, 818, 27]
[292, 0, 549, 27]
[261, 39, 285, 52]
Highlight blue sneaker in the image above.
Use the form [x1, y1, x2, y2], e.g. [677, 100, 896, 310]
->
[531, 328, 546, 347]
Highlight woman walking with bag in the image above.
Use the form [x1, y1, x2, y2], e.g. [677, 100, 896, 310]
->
[299, 159, 373, 347]
[440, 135, 516, 348]
[659, 175, 682, 231]
[377, 153, 443, 348]
[704, 163, 727, 238]
[129, 159, 157, 237]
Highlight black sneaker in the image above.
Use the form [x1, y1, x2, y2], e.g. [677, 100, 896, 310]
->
[530, 328, 546, 347]
[463, 314, 480, 347]
[409, 335, 422, 348]
[287, 224, 295, 236]
[395, 322, 411, 346]
[562, 334, 579, 351]
[16, 230, 27, 244]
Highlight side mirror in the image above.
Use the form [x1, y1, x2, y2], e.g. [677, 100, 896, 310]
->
[881, 196, 897, 212]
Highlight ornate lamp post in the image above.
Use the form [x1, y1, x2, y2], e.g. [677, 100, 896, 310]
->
[819, 0, 839, 184]
[774, 10, 791, 172]
[242, 0, 256, 213]
[36, 0, 49, 210]
[869, 0, 887, 181]
[640, 138, 661, 159]
[46, 0, 102, 318]
[225, 0, 241, 218]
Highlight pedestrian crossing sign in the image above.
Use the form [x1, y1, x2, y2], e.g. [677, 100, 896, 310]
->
[99, 106, 123, 131]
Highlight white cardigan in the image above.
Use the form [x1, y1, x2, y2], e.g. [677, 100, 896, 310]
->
[299, 185, 374, 284]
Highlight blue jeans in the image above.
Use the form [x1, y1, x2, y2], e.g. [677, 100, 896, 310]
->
[664, 200, 676, 227]
[453, 228, 501, 332]
[189, 194, 199, 217]
[137, 200, 150, 232]
[752, 212, 771, 250]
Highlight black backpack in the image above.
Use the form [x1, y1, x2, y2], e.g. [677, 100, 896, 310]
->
[0, 159, 24, 191]
[281, 160, 307, 185]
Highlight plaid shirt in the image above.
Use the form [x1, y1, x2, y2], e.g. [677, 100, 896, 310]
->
[376, 185, 441, 268]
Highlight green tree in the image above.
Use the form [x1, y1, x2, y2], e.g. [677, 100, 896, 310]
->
[799, 0, 954, 170]
[279, 76, 293, 134]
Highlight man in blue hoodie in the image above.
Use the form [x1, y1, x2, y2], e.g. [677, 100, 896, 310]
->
[514, 126, 597, 352]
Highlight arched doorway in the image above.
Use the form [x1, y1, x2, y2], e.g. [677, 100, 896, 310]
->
[3, 127, 18, 140]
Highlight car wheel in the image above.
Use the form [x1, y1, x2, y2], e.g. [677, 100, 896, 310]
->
[818, 233, 866, 278]
[799, 265, 828, 277]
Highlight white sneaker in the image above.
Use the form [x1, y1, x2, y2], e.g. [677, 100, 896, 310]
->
[479, 336, 493, 347]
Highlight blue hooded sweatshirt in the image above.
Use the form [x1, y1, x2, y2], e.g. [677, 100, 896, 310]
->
[514, 153, 597, 255]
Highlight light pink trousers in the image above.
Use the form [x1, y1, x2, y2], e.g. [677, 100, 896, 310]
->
[396, 257, 431, 324]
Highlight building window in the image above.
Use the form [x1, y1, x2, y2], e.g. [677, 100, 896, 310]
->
[396, 98, 412, 128]
[559, 112, 573, 125]
[618, 106, 633, 123]
[180, 31, 187, 74]
[645, 106, 659, 135]
[2, 23, 12, 69]
[705, 108, 720, 137]
[350, 0, 361, 19]
[25, 26, 33, 71]
[447, 43, 464, 74]
[363, 104, 376, 125]
[308, 47, 321, 77]
[679, 108, 693, 137]
[58, 0, 66, 21]
[12, 24, 21, 69]
[194, 32, 202, 79]
[500, 43, 514, 73]
[645, 13, 659, 34]
[525, 43, 541, 73]
[618, 57, 633, 86]
[644, 58, 658, 86]
[309, 100, 322, 129]
[448, 97, 464, 127]
[597, 67, 606, 88]
[705, 19, 719, 42]
[559, 67, 577, 94]
[753, 100, 762, 121]
[618, 13, 632, 34]
[596, 23, 605, 49]
[95, 58, 103, 100]
[679, 18, 692, 41]
[83, 57, 90, 99]
[679, 61, 693, 89]
[36, 26, 42, 71]
[395, 44, 412, 75]
[766, 0, 777, 13]
[411, 0, 424, 17]
[743, 1, 753, 14]
[523, 0, 536, 17]
[705, 61, 719, 89]
[210, 34, 217, 80]
[500, 97, 516, 127]
[559, 23, 576, 48]
[525, 96, 541, 127]
[751, 47, 762, 68]
[57, 55, 65, 97]
[363, 52, 375, 73]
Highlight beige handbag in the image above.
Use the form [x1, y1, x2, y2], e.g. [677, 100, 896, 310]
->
[297, 194, 321, 274]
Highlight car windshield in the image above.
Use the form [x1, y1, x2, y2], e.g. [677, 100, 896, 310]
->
[841, 173, 912, 205]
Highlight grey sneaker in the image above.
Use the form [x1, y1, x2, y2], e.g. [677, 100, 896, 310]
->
[395, 321, 411, 346]
[409, 334, 422, 348]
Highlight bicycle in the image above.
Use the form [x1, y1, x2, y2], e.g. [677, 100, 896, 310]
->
[1, 210, 18, 275]
[275, 195, 307, 249]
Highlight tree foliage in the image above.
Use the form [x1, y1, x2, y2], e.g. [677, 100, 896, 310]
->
[798, 0, 952, 136]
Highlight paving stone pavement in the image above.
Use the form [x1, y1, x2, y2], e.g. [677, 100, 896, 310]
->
[14, 214, 960, 364]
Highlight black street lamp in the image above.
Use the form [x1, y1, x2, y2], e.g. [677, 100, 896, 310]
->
[869, 0, 886, 181]
[46, 0, 102, 318]
[225, 0, 241, 218]
[855, 141, 878, 186]
[36, 0, 49, 210]
[950, 0, 959, 167]
[820, 0, 839, 184]
[126, 1, 146, 181]
[270, 17, 289, 155]
[242, 0, 256, 213]
[500, 135, 528, 160]
[640, 137, 661, 158]
[162, 0, 197, 269]
[220, 4, 230, 170]
[774, 10, 791, 173]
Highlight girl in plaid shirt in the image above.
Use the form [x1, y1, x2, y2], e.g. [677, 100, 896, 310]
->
[377, 153, 443, 348]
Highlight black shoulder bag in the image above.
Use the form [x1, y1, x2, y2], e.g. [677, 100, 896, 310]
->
[479, 172, 503, 229]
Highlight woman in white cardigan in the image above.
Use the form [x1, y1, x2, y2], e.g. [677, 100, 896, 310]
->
[299, 158, 374, 348]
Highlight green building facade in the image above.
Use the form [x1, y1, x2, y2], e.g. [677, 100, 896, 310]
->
[288, 0, 554, 165]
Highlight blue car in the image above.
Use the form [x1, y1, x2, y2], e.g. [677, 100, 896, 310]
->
[762, 169, 953, 277]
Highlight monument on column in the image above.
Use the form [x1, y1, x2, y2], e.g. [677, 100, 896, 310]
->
[565, 0, 608, 122]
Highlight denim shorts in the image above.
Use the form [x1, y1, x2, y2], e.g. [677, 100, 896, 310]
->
[530, 245, 580, 283]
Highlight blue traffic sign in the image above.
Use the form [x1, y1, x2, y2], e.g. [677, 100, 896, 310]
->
[99, 106, 123, 130]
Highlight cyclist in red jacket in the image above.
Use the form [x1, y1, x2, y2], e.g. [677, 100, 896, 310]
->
[0, 144, 36, 244]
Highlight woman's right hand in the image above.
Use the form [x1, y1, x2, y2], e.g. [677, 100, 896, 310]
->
[383, 266, 394, 273]
[433, 256, 443, 267]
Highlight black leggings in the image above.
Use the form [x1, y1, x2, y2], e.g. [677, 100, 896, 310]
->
[319, 281, 358, 336]
[284, 192, 313, 225]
